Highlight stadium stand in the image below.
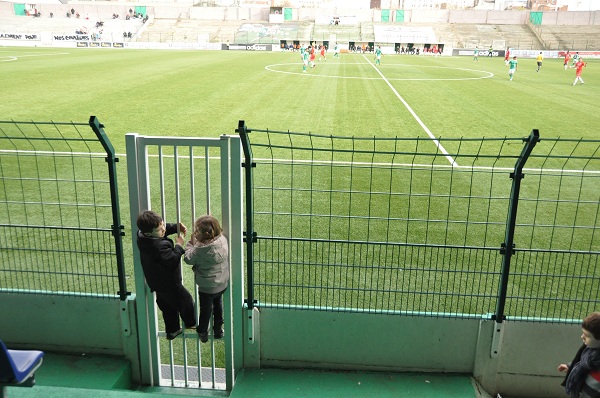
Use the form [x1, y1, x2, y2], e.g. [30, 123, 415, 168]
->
[2, 6, 600, 51]
[0, 15, 144, 42]
[535, 24, 600, 50]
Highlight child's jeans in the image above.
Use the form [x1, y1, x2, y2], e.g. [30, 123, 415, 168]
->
[198, 288, 226, 333]
[156, 284, 196, 333]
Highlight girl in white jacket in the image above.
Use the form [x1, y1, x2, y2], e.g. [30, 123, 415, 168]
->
[184, 215, 229, 343]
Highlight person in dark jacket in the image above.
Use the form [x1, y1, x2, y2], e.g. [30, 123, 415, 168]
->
[559, 312, 600, 398]
[136, 210, 196, 340]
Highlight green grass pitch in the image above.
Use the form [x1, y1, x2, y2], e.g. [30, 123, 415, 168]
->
[1, 46, 598, 147]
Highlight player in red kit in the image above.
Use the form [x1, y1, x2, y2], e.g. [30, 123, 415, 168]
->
[563, 51, 571, 70]
[572, 59, 586, 86]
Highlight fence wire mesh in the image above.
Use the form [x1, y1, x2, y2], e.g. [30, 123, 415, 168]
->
[242, 127, 600, 322]
[0, 119, 124, 297]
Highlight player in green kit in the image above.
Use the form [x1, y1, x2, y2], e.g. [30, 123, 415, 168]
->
[375, 46, 382, 66]
[507, 56, 518, 81]
[302, 49, 310, 73]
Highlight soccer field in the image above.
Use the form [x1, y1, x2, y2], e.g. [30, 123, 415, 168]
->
[2, 46, 599, 368]
[1, 46, 599, 148]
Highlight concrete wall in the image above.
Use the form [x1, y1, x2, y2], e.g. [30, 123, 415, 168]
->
[541, 10, 600, 25]
[253, 307, 582, 398]
[0, 292, 142, 382]
[0, 289, 584, 396]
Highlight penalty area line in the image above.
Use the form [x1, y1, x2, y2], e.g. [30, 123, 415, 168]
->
[363, 54, 458, 167]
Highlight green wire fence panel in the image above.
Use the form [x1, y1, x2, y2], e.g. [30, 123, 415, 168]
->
[241, 126, 600, 322]
[0, 118, 126, 298]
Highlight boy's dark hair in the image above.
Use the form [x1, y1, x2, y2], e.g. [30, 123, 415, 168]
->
[582, 312, 600, 340]
[137, 210, 163, 233]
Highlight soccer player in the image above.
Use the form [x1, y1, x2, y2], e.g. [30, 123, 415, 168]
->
[333, 43, 339, 58]
[571, 51, 580, 68]
[507, 56, 518, 81]
[536, 52, 543, 72]
[375, 46, 382, 66]
[319, 45, 326, 61]
[309, 46, 316, 68]
[504, 48, 510, 65]
[572, 58, 586, 86]
[473, 46, 479, 62]
[302, 48, 309, 73]
[563, 50, 571, 70]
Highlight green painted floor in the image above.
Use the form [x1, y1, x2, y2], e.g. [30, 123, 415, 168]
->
[230, 368, 480, 398]
[4, 353, 483, 398]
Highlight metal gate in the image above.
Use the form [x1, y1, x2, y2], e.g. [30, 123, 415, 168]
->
[125, 133, 243, 391]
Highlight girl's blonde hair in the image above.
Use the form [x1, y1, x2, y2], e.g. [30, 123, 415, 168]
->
[193, 215, 222, 243]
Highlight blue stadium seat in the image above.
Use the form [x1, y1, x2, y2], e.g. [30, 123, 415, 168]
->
[0, 339, 44, 397]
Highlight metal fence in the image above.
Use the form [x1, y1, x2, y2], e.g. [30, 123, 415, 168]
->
[239, 122, 600, 323]
[0, 117, 127, 298]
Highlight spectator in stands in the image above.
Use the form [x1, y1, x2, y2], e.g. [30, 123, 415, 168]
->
[127, 32, 132, 38]
[71, 8, 75, 15]
[66, 12, 71, 18]
[50, 12, 53, 18]
[136, 210, 197, 340]
[558, 312, 600, 398]
[184, 215, 229, 344]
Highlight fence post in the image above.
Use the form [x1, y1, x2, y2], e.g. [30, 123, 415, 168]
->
[88, 116, 129, 301]
[236, 121, 256, 312]
[237, 120, 259, 346]
[495, 129, 540, 322]
[490, 130, 539, 358]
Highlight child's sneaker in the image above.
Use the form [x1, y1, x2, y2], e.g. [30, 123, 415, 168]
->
[198, 331, 209, 343]
[166, 328, 182, 340]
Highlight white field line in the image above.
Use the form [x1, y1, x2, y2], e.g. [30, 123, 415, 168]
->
[363, 54, 459, 168]
[0, 149, 597, 175]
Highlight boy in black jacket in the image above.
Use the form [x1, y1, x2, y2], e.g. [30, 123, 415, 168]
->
[136, 210, 196, 340]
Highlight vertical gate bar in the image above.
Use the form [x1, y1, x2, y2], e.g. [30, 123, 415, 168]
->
[125, 133, 156, 386]
[169, 343, 175, 386]
[205, 146, 211, 214]
[158, 145, 166, 218]
[226, 134, 244, 381]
